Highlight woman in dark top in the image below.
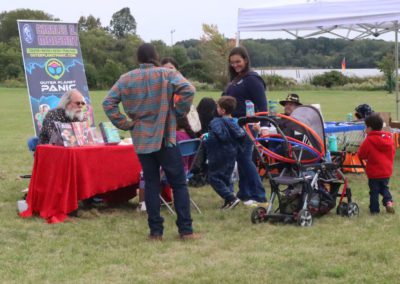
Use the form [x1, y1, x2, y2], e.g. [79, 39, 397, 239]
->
[224, 46, 267, 204]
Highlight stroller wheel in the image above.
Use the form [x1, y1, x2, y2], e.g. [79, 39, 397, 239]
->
[251, 206, 267, 224]
[347, 202, 359, 217]
[297, 209, 313, 227]
[336, 202, 348, 216]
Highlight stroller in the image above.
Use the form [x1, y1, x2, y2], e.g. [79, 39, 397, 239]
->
[238, 105, 359, 227]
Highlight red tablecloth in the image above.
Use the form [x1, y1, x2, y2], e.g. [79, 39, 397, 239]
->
[20, 144, 141, 223]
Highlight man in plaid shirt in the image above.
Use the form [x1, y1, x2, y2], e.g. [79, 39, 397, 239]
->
[103, 43, 199, 241]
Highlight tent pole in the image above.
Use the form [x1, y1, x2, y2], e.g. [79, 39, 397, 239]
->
[236, 31, 240, 47]
[395, 21, 399, 120]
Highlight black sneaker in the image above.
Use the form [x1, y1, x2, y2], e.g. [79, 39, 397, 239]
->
[221, 198, 240, 210]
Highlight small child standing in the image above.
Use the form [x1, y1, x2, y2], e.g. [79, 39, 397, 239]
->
[203, 97, 245, 209]
[358, 113, 395, 214]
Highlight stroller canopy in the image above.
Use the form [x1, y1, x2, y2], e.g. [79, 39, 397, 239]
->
[287, 105, 326, 155]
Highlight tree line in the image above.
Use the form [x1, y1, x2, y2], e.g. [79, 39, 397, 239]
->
[0, 8, 396, 90]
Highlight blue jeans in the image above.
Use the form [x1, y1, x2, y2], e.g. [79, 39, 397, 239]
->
[368, 178, 393, 213]
[236, 136, 266, 202]
[208, 158, 236, 202]
[138, 145, 193, 236]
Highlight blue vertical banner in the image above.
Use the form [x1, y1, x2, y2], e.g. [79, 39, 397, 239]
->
[18, 20, 94, 135]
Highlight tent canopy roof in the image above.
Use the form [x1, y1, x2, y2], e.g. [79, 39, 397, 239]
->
[238, 0, 400, 39]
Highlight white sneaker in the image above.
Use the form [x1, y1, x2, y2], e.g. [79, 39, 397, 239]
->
[137, 202, 146, 212]
[243, 200, 257, 206]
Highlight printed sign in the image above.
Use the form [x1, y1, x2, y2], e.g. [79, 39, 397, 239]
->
[18, 20, 94, 135]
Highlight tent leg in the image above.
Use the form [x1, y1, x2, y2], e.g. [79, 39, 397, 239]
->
[236, 31, 240, 47]
[395, 21, 399, 120]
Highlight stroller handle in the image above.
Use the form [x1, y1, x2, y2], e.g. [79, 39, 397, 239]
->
[238, 115, 276, 127]
[238, 115, 291, 158]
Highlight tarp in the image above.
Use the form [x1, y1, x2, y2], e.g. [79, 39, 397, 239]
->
[237, 0, 400, 119]
[238, 0, 400, 37]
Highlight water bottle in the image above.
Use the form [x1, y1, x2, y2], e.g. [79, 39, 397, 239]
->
[245, 100, 255, 116]
[268, 100, 278, 116]
[325, 150, 332, 162]
[328, 135, 338, 152]
[346, 113, 353, 122]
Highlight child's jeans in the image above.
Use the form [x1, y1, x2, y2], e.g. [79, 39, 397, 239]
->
[368, 178, 393, 213]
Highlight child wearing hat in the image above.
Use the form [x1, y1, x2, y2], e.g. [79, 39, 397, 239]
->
[354, 104, 373, 120]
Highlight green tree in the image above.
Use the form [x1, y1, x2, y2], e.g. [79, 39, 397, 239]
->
[0, 9, 56, 42]
[99, 59, 126, 88]
[377, 52, 396, 93]
[109, 7, 137, 38]
[198, 24, 235, 88]
[78, 15, 102, 32]
[0, 38, 23, 81]
[170, 45, 189, 66]
[84, 63, 99, 89]
[180, 60, 213, 83]
[150, 40, 169, 60]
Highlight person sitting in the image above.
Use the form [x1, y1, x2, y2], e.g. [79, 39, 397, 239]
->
[176, 116, 197, 172]
[39, 89, 86, 144]
[263, 93, 302, 155]
[355, 104, 373, 120]
[279, 93, 302, 116]
[189, 97, 218, 187]
[203, 96, 245, 209]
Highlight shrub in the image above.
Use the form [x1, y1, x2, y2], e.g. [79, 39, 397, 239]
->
[190, 80, 218, 91]
[181, 60, 213, 84]
[260, 74, 297, 90]
[311, 71, 349, 88]
[340, 81, 386, 91]
[1, 78, 26, 88]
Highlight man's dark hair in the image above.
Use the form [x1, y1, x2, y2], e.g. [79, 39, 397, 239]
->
[161, 57, 179, 69]
[218, 96, 237, 115]
[364, 113, 383, 131]
[137, 43, 159, 66]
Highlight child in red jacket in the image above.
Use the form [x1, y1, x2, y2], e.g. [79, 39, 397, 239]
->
[358, 113, 395, 214]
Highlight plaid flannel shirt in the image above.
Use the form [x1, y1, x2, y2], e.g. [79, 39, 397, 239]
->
[103, 63, 195, 154]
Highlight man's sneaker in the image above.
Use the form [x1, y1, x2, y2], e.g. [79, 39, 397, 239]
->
[243, 200, 257, 206]
[386, 201, 395, 214]
[221, 198, 240, 210]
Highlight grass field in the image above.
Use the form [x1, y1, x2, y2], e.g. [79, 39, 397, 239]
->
[1, 87, 400, 283]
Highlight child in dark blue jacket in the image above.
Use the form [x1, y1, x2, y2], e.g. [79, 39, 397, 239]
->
[203, 97, 245, 209]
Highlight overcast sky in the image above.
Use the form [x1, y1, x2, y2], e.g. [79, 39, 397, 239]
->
[2, 0, 315, 44]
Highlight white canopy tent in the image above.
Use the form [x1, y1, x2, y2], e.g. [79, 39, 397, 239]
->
[237, 0, 400, 119]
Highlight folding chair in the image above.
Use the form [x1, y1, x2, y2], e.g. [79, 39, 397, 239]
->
[178, 138, 202, 214]
[158, 138, 202, 214]
[20, 136, 39, 179]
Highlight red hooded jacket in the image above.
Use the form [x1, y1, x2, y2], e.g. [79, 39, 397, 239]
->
[358, 131, 395, 179]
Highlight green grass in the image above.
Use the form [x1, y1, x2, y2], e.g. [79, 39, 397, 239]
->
[1, 87, 400, 283]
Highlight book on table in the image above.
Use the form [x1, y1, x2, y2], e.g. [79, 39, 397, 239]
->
[54, 122, 79, 147]
[53, 121, 102, 147]
[71, 121, 95, 146]
[99, 122, 121, 144]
